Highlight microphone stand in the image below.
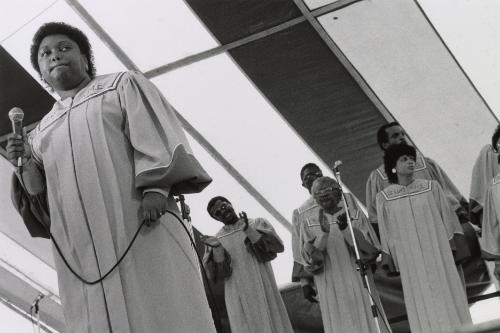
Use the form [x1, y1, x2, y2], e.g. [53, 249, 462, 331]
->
[333, 161, 382, 333]
[177, 195, 202, 278]
[32, 293, 45, 333]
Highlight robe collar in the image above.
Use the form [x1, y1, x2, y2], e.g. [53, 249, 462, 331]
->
[381, 179, 432, 201]
[37, 72, 125, 133]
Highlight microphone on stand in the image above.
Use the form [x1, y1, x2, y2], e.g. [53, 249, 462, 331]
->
[32, 293, 45, 313]
[330, 159, 383, 333]
[8, 107, 25, 169]
[333, 160, 343, 178]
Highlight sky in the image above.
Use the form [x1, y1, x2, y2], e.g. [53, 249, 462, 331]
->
[0, 0, 500, 331]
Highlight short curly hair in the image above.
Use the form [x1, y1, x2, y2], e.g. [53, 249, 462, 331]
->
[383, 144, 416, 184]
[492, 124, 500, 152]
[300, 163, 320, 180]
[207, 196, 231, 218]
[30, 22, 96, 79]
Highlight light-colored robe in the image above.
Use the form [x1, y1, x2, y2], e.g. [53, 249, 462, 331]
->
[204, 218, 293, 333]
[298, 193, 391, 333]
[26, 71, 216, 333]
[291, 196, 316, 282]
[480, 173, 500, 261]
[470, 145, 500, 222]
[376, 179, 472, 333]
[366, 151, 465, 224]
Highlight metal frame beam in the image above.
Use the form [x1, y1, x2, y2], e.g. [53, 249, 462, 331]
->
[292, 0, 396, 123]
[144, 16, 307, 79]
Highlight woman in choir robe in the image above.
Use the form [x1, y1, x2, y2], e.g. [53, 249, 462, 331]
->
[203, 196, 293, 333]
[376, 144, 472, 333]
[470, 125, 500, 226]
[7, 22, 215, 333]
[299, 176, 391, 333]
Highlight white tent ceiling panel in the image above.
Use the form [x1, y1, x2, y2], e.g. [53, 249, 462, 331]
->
[417, 0, 500, 117]
[78, 0, 219, 71]
[0, 0, 54, 42]
[152, 53, 335, 227]
[1, 1, 125, 85]
[318, 0, 497, 195]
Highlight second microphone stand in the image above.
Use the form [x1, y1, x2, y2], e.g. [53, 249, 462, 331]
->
[333, 162, 383, 333]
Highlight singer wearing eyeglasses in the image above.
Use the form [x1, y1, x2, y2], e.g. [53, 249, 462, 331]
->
[298, 176, 391, 333]
[202, 196, 293, 333]
[376, 143, 472, 333]
[7, 22, 216, 333]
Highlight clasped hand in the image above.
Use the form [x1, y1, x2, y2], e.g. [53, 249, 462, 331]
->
[141, 192, 168, 227]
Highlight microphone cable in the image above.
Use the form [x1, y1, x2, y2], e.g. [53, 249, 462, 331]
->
[32, 204, 222, 329]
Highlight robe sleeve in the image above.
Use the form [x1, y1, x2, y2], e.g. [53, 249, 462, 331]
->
[118, 71, 212, 195]
[301, 237, 325, 275]
[244, 218, 283, 263]
[470, 145, 499, 227]
[291, 210, 314, 282]
[366, 170, 382, 225]
[480, 185, 500, 261]
[470, 145, 496, 207]
[433, 181, 471, 264]
[296, 218, 324, 275]
[376, 193, 399, 275]
[203, 245, 232, 283]
[341, 194, 381, 262]
[10, 173, 51, 238]
[426, 157, 469, 223]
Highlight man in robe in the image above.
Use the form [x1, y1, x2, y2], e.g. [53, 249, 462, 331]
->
[376, 144, 471, 333]
[8, 22, 215, 333]
[203, 196, 293, 333]
[470, 126, 500, 290]
[479, 156, 500, 284]
[470, 125, 500, 226]
[291, 163, 323, 303]
[366, 122, 468, 227]
[299, 177, 391, 333]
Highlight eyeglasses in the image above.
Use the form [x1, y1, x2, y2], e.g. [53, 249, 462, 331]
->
[314, 186, 342, 196]
[303, 172, 322, 182]
[212, 203, 231, 218]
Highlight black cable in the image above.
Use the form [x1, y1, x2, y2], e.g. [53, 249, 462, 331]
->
[47, 218, 146, 285]
[41, 209, 222, 328]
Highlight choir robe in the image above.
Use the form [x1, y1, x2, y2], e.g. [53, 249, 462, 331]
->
[366, 151, 466, 225]
[20, 71, 216, 333]
[480, 173, 500, 261]
[376, 179, 472, 333]
[470, 144, 500, 225]
[298, 193, 391, 333]
[203, 218, 293, 333]
[291, 197, 316, 283]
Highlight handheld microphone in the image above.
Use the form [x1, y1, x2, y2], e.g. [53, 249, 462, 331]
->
[333, 160, 342, 173]
[8, 107, 24, 168]
[31, 293, 45, 313]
